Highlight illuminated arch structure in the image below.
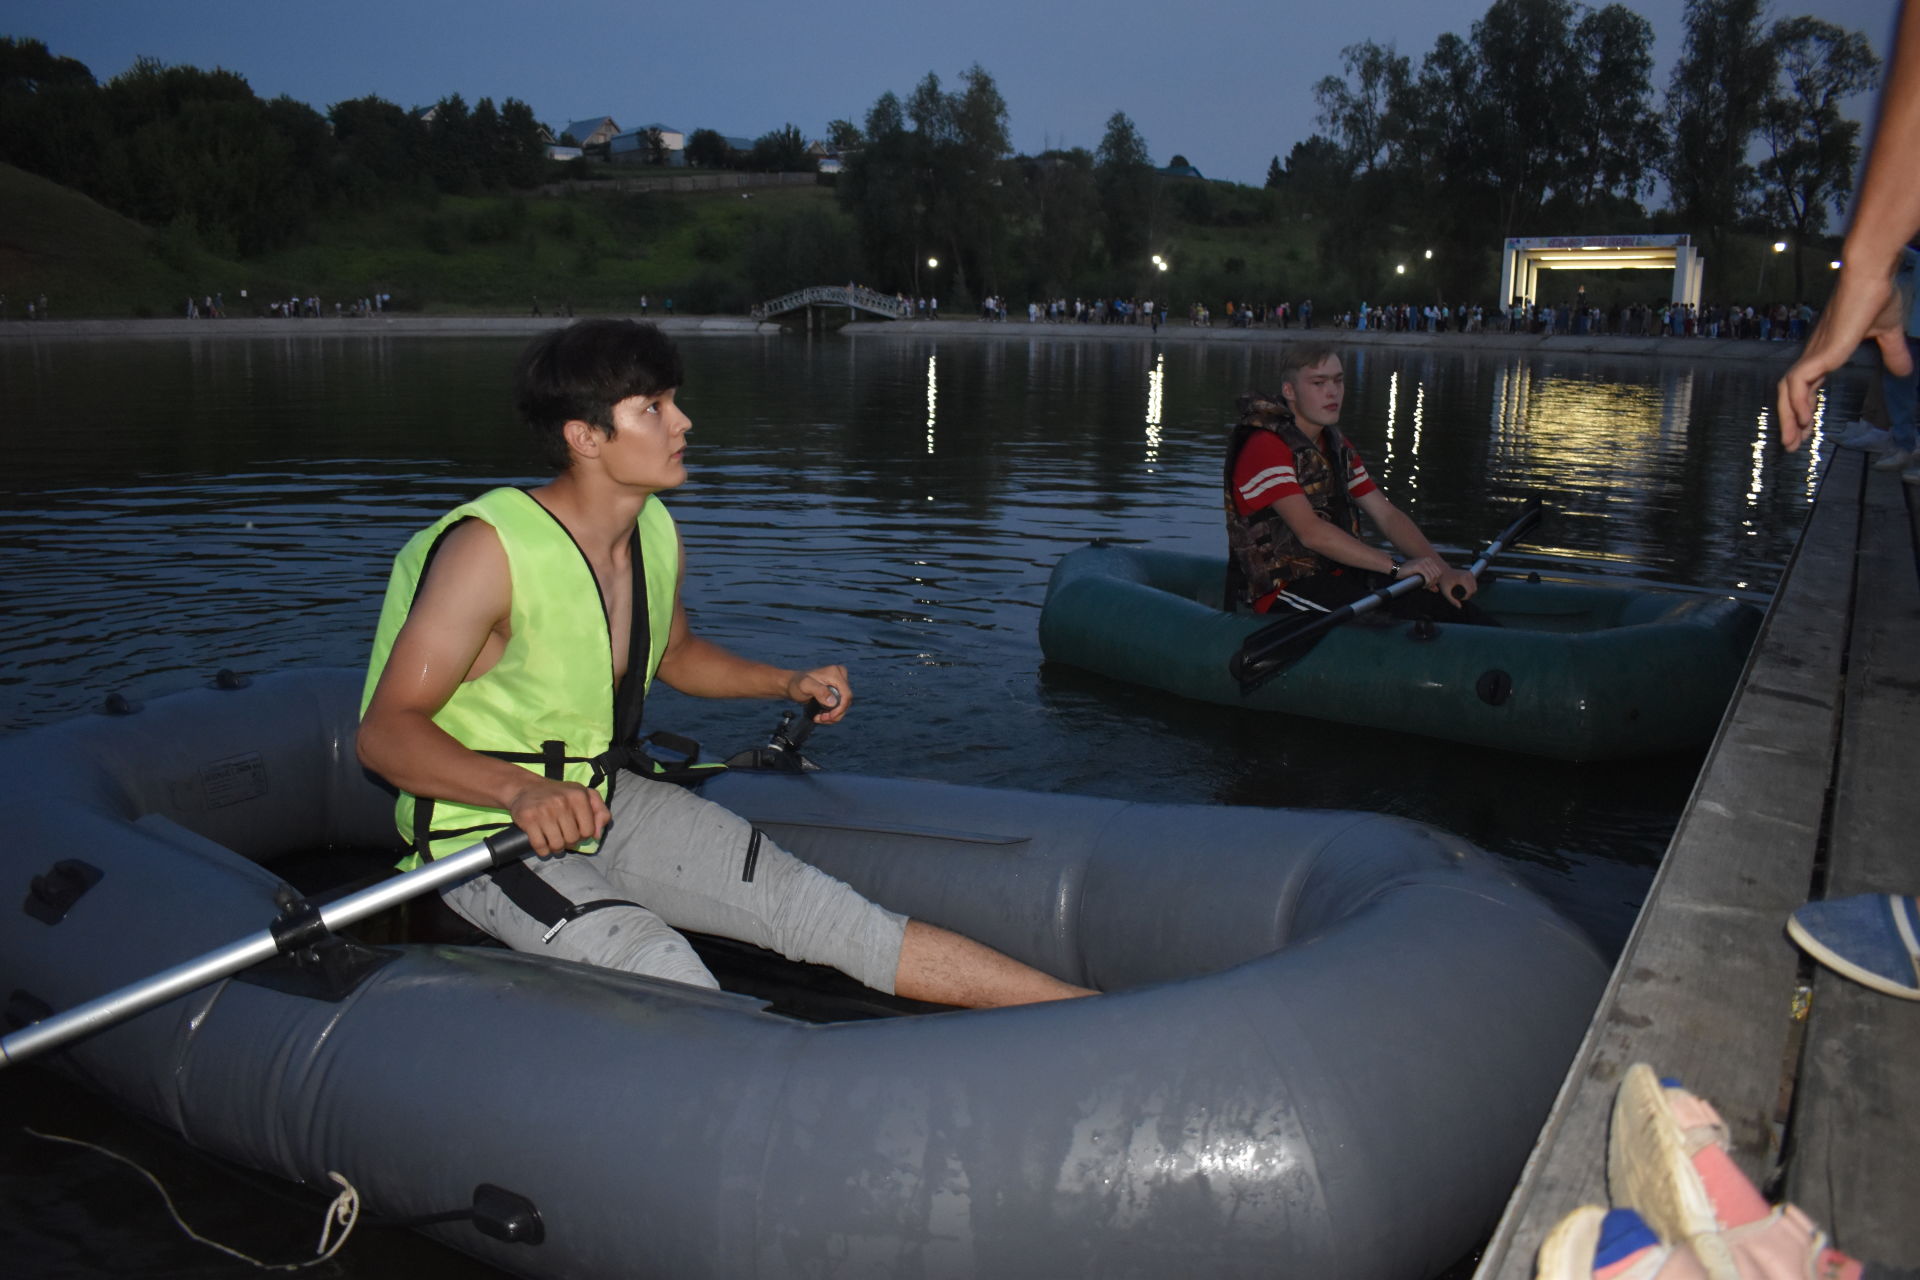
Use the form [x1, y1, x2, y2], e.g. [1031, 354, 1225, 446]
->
[1499, 233, 1703, 308]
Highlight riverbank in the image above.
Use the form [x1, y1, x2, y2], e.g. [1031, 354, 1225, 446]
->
[841, 316, 1859, 367]
[0, 314, 779, 341]
[0, 312, 1872, 371]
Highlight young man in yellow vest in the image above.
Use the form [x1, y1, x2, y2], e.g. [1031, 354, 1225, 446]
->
[359, 319, 1089, 1007]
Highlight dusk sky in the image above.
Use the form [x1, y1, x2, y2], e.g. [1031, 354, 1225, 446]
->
[4, 0, 1900, 188]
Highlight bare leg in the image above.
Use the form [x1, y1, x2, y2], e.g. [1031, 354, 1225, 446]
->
[894, 920, 1095, 1008]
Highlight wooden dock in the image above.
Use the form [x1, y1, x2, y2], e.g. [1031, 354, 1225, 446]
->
[1474, 448, 1920, 1279]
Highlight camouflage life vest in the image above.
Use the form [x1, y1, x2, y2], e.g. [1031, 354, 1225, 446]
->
[1222, 395, 1362, 610]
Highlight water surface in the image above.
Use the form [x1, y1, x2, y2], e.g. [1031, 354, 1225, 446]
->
[0, 330, 1855, 1277]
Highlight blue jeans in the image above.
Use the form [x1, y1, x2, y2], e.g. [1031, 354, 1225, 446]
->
[1882, 336, 1920, 452]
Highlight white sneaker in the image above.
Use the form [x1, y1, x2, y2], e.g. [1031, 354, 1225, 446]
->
[1871, 447, 1916, 471]
[1832, 421, 1892, 451]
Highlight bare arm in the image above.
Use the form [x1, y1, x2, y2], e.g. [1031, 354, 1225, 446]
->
[357, 520, 609, 856]
[1778, 0, 1920, 448]
[652, 540, 854, 723]
[1273, 490, 1476, 603]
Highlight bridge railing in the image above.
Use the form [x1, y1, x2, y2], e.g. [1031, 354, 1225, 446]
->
[751, 286, 911, 321]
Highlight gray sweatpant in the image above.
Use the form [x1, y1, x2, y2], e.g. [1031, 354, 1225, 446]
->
[439, 774, 908, 993]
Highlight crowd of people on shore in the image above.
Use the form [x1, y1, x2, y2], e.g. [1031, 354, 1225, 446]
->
[3, 293, 52, 320]
[175, 292, 395, 320]
[871, 288, 1819, 343]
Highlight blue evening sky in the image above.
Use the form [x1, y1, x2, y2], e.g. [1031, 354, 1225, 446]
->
[2, 0, 1899, 187]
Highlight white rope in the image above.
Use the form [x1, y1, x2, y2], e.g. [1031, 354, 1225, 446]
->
[26, 1127, 361, 1271]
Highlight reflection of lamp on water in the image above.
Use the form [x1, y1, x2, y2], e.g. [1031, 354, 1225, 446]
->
[925, 354, 937, 455]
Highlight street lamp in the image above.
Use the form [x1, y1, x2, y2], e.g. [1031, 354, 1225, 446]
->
[1423, 249, 1433, 260]
[912, 257, 941, 315]
[1756, 240, 1788, 294]
[1395, 264, 1406, 275]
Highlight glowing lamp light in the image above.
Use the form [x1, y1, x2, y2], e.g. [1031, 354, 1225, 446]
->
[1395, 264, 1406, 275]
[1829, 259, 1843, 270]
[1423, 249, 1433, 260]
[1772, 241, 1787, 253]
[928, 257, 939, 268]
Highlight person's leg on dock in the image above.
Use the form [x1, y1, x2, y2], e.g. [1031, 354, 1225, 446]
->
[1873, 343, 1919, 471]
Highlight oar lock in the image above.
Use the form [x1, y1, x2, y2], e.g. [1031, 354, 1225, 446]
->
[252, 886, 397, 1002]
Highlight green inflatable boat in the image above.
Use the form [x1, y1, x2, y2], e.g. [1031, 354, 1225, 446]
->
[1038, 542, 1763, 761]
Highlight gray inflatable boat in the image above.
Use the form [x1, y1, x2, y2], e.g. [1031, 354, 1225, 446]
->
[0, 669, 1605, 1279]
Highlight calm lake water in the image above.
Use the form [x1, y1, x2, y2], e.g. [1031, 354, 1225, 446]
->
[0, 330, 1857, 1277]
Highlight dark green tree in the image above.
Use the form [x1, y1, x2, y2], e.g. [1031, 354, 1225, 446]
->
[470, 96, 504, 187]
[826, 118, 863, 151]
[1313, 41, 1411, 174]
[1015, 148, 1098, 295]
[1468, 0, 1582, 236]
[497, 97, 546, 187]
[837, 91, 920, 288]
[1094, 110, 1154, 272]
[1265, 155, 1283, 188]
[0, 37, 101, 186]
[427, 93, 479, 194]
[1758, 15, 1880, 298]
[685, 127, 732, 168]
[747, 123, 810, 172]
[947, 64, 1013, 299]
[1565, 5, 1664, 206]
[330, 95, 424, 193]
[1664, 0, 1777, 250]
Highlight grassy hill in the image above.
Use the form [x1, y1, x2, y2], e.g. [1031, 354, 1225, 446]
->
[1, 161, 1833, 320]
[0, 162, 243, 318]
[0, 163, 849, 319]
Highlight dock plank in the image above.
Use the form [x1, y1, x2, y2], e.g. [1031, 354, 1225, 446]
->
[1472, 450, 1864, 1280]
[1785, 472, 1920, 1268]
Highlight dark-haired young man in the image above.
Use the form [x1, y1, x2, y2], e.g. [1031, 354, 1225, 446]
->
[1225, 345, 1482, 619]
[359, 319, 1090, 1007]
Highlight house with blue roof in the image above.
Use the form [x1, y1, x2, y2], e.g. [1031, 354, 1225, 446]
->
[609, 123, 687, 166]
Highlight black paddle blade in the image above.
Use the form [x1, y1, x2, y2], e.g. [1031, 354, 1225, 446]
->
[1231, 627, 1330, 693]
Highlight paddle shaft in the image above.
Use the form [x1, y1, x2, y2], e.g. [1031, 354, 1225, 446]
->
[1234, 497, 1544, 684]
[0, 827, 533, 1070]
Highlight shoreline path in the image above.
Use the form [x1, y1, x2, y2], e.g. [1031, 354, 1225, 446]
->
[0, 313, 1872, 368]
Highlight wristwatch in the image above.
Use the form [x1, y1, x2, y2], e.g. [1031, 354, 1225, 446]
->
[1387, 557, 1404, 579]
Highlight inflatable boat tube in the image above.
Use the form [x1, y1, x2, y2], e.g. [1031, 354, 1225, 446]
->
[0, 669, 1606, 1279]
[1039, 542, 1761, 760]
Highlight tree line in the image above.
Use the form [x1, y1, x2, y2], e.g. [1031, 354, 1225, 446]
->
[1, 0, 1884, 310]
[0, 37, 548, 257]
[1289, 0, 1879, 302]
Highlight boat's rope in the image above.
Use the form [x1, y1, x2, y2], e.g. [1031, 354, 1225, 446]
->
[24, 1126, 361, 1270]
